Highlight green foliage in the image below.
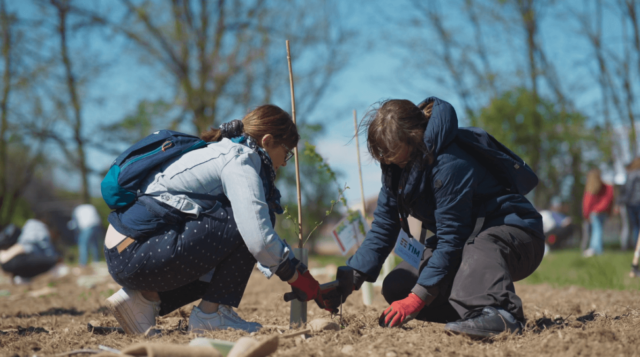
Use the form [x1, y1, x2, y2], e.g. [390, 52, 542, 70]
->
[304, 142, 338, 182]
[275, 124, 349, 249]
[523, 249, 640, 291]
[90, 197, 111, 228]
[309, 254, 348, 267]
[283, 182, 349, 247]
[3, 196, 34, 228]
[472, 88, 611, 222]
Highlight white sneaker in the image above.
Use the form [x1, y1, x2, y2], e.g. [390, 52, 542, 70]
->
[582, 248, 596, 258]
[188, 305, 262, 333]
[106, 288, 160, 335]
[12, 276, 31, 285]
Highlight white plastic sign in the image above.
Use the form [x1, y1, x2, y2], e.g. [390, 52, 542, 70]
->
[394, 229, 425, 269]
[331, 210, 368, 256]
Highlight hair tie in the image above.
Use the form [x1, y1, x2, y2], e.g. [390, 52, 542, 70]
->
[219, 119, 244, 138]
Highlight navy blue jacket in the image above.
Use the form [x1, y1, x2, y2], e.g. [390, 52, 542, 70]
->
[347, 97, 543, 288]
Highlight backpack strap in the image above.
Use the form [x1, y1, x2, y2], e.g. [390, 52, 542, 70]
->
[419, 222, 428, 244]
[142, 191, 221, 201]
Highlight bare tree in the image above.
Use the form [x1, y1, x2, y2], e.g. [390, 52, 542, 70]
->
[72, 0, 353, 134]
[0, 0, 11, 206]
[0, 0, 48, 226]
[47, 0, 91, 203]
[570, 0, 639, 157]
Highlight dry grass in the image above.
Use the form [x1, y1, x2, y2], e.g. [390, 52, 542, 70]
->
[1, 266, 639, 357]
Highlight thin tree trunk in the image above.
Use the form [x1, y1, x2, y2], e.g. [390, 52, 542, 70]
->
[56, 0, 90, 202]
[623, 0, 639, 156]
[519, 0, 543, 205]
[621, 11, 638, 156]
[626, 0, 640, 75]
[0, 0, 11, 223]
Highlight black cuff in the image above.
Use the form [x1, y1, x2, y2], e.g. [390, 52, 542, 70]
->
[275, 257, 302, 282]
[411, 284, 439, 305]
[353, 269, 367, 291]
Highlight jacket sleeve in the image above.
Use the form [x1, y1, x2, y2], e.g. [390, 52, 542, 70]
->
[619, 177, 633, 205]
[415, 161, 476, 288]
[582, 192, 593, 219]
[220, 151, 290, 278]
[346, 186, 401, 281]
[603, 185, 614, 210]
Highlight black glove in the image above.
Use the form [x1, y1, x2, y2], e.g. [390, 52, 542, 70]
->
[320, 266, 366, 312]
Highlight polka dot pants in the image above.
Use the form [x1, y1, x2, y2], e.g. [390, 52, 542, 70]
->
[105, 203, 256, 316]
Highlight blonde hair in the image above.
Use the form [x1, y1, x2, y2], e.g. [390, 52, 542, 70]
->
[627, 157, 640, 172]
[585, 168, 603, 195]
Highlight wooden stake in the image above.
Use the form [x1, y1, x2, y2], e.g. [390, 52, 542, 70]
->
[354, 109, 394, 289]
[286, 40, 307, 328]
[286, 40, 303, 249]
[354, 110, 366, 220]
[631, 231, 640, 277]
[353, 109, 373, 306]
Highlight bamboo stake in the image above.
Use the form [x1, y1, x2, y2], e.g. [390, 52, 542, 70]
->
[631, 231, 640, 277]
[286, 40, 303, 249]
[353, 110, 373, 306]
[354, 110, 366, 220]
[353, 110, 394, 285]
[286, 40, 307, 328]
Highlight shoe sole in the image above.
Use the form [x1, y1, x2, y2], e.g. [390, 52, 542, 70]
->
[106, 295, 144, 335]
[444, 325, 521, 339]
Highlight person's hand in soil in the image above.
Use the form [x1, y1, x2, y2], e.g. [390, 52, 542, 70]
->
[321, 266, 362, 313]
[379, 293, 426, 327]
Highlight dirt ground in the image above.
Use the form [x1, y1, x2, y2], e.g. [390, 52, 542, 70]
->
[1, 264, 639, 357]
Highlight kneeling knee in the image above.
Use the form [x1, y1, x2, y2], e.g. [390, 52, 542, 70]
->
[381, 267, 418, 304]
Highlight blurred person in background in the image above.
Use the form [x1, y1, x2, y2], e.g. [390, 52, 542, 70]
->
[0, 218, 60, 284]
[618, 158, 640, 250]
[582, 168, 613, 257]
[68, 203, 103, 267]
[539, 208, 573, 254]
[103, 105, 323, 335]
[615, 183, 630, 251]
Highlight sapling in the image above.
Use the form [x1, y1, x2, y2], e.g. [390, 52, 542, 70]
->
[283, 182, 349, 247]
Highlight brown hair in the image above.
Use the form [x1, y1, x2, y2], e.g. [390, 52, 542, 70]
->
[364, 99, 434, 167]
[585, 168, 603, 195]
[627, 157, 640, 172]
[201, 105, 299, 149]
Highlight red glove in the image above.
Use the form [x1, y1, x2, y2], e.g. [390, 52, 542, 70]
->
[379, 293, 426, 327]
[288, 270, 321, 302]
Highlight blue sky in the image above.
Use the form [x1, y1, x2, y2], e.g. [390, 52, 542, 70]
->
[10, 0, 630, 206]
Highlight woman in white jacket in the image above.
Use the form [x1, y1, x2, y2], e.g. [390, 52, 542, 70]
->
[104, 105, 323, 334]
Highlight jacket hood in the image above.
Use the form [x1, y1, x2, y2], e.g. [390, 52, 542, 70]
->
[419, 97, 459, 155]
[382, 97, 459, 223]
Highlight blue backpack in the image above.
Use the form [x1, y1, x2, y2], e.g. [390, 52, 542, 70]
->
[101, 130, 209, 210]
[456, 127, 538, 195]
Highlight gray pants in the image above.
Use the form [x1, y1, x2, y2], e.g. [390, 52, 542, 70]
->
[382, 225, 544, 322]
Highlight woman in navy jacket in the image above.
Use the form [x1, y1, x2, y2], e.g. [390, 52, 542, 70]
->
[331, 97, 544, 338]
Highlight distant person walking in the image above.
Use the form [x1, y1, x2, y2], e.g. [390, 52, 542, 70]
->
[0, 219, 59, 283]
[582, 169, 613, 257]
[68, 204, 102, 266]
[615, 184, 630, 250]
[619, 158, 640, 250]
